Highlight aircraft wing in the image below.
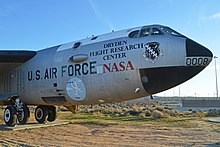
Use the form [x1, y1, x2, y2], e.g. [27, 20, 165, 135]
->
[0, 50, 36, 74]
[0, 50, 36, 105]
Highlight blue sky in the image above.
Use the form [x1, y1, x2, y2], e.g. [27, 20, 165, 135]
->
[0, 0, 220, 97]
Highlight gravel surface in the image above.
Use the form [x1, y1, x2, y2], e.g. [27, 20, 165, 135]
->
[0, 118, 220, 146]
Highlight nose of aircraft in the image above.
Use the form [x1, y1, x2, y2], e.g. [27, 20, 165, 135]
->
[186, 38, 213, 58]
[139, 38, 213, 95]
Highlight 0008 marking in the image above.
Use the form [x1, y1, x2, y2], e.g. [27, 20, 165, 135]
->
[186, 57, 209, 66]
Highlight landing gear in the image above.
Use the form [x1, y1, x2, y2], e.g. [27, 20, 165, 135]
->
[17, 104, 30, 125]
[4, 106, 16, 126]
[4, 99, 30, 126]
[3, 98, 57, 126]
[47, 106, 57, 122]
[150, 95, 154, 100]
[35, 105, 57, 124]
[35, 106, 48, 123]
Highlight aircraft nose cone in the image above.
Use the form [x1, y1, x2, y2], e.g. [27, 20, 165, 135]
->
[140, 38, 214, 95]
[186, 38, 213, 58]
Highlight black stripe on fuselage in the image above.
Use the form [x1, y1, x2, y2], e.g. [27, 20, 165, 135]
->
[139, 66, 205, 95]
[41, 96, 67, 104]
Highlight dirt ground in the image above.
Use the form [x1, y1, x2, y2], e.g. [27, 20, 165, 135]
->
[0, 116, 220, 147]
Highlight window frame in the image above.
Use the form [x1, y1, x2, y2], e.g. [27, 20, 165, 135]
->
[160, 26, 184, 37]
[140, 27, 150, 37]
[151, 27, 164, 35]
[128, 30, 140, 38]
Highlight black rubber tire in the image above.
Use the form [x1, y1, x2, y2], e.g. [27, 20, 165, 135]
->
[17, 105, 30, 125]
[4, 106, 16, 126]
[35, 106, 48, 124]
[47, 106, 57, 122]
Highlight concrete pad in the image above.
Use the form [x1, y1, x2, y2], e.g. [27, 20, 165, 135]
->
[0, 121, 69, 131]
[208, 118, 220, 123]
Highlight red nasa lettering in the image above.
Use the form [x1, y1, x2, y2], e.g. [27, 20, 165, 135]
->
[103, 61, 134, 73]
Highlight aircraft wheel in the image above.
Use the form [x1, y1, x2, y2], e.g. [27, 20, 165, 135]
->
[35, 106, 48, 124]
[17, 104, 30, 125]
[4, 106, 16, 126]
[47, 106, 57, 122]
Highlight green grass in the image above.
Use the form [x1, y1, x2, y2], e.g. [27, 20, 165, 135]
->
[59, 112, 197, 128]
[0, 108, 198, 128]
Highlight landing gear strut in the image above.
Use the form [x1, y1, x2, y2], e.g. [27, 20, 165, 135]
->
[3, 98, 57, 126]
[4, 98, 30, 126]
[17, 104, 30, 125]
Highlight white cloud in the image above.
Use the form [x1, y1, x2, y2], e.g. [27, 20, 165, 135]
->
[201, 12, 220, 21]
[210, 12, 220, 20]
[88, 0, 99, 19]
[88, 0, 114, 31]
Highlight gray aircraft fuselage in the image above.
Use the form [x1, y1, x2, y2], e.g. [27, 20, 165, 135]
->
[1, 24, 213, 108]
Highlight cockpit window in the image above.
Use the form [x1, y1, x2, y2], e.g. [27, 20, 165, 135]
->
[160, 26, 184, 37]
[128, 30, 139, 38]
[140, 27, 150, 37]
[151, 28, 164, 35]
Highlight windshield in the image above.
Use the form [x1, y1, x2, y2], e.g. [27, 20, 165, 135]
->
[160, 26, 184, 37]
